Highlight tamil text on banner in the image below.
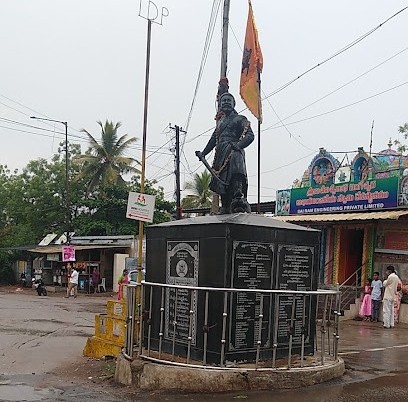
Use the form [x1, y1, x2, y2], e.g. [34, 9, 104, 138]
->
[240, 0, 263, 121]
[275, 177, 399, 216]
[288, 177, 399, 215]
[126, 192, 156, 223]
[62, 245, 76, 262]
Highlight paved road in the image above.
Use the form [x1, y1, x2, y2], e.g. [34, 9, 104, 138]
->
[1, 289, 408, 401]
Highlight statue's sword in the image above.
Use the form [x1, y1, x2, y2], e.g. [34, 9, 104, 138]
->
[195, 151, 228, 186]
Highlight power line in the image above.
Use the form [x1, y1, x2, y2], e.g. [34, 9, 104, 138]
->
[248, 151, 317, 177]
[265, 47, 408, 131]
[0, 116, 173, 156]
[183, 0, 222, 137]
[263, 6, 408, 101]
[263, 80, 408, 131]
[185, 7, 408, 145]
[229, 22, 316, 152]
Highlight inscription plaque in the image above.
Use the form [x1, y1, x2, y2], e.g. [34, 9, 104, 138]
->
[229, 241, 273, 351]
[276, 245, 314, 346]
[165, 241, 199, 345]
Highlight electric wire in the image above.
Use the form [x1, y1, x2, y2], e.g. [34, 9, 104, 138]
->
[229, 21, 317, 153]
[183, 7, 408, 146]
[183, 0, 222, 138]
[264, 47, 408, 131]
[263, 80, 408, 131]
[263, 6, 408, 100]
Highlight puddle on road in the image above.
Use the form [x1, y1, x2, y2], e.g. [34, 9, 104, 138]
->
[0, 384, 63, 401]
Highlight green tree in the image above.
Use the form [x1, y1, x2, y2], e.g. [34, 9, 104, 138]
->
[72, 178, 174, 236]
[181, 170, 212, 210]
[75, 120, 140, 193]
[394, 122, 408, 153]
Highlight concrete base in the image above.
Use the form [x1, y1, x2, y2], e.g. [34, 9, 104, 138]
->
[115, 355, 345, 392]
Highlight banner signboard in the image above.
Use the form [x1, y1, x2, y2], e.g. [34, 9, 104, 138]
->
[126, 192, 156, 223]
[276, 177, 399, 215]
[62, 245, 76, 262]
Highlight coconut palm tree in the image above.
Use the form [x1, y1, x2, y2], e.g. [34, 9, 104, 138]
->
[76, 120, 140, 192]
[181, 170, 212, 209]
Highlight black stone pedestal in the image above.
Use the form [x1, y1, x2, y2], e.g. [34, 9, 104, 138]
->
[145, 213, 320, 364]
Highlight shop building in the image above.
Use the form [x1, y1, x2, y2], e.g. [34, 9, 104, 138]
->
[275, 144, 408, 294]
[28, 235, 137, 292]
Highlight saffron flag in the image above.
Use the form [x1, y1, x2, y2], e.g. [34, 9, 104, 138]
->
[240, 0, 263, 121]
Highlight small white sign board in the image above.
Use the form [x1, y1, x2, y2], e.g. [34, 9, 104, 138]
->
[126, 192, 156, 223]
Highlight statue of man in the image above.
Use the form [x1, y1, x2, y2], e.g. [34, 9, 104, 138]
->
[196, 92, 254, 214]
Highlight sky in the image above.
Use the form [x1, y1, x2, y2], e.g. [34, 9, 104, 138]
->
[0, 1, 407, 204]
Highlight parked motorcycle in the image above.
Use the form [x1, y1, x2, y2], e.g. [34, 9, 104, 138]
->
[32, 278, 48, 296]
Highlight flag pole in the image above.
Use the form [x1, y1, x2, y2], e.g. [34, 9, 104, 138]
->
[257, 69, 261, 214]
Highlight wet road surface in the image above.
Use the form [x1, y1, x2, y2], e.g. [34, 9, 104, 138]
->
[1, 289, 408, 401]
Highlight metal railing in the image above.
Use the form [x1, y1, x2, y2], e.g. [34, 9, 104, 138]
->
[338, 262, 367, 313]
[124, 282, 341, 371]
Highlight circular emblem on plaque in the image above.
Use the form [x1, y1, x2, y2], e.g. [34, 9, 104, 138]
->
[176, 260, 188, 277]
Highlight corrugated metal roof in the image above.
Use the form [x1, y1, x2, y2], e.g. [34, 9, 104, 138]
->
[274, 210, 408, 223]
[28, 243, 133, 254]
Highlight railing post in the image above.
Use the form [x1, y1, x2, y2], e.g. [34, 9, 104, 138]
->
[158, 287, 165, 359]
[186, 289, 194, 364]
[138, 283, 144, 356]
[171, 288, 178, 362]
[300, 294, 306, 367]
[320, 295, 328, 365]
[220, 291, 228, 367]
[124, 284, 135, 359]
[272, 294, 279, 368]
[147, 286, 153, 357]
[255, 293, 264, 369]
[287, 295, 296, 369]
[333, 284, 341, 360]
[203, 291, 209, 365]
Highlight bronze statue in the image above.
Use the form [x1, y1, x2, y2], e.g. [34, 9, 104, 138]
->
[196, 92, 254, 214]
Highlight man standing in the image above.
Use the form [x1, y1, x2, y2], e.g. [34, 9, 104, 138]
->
[382, 266, 400, 328]
[196, 92, 254, 214]
[65, 266, 79, 299]
[370, 272, 382, 322]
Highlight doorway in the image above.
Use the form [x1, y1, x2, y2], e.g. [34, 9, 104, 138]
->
[338, 228, 364, 285]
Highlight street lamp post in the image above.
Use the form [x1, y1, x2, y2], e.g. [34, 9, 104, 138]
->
[30, 116, 70, 244]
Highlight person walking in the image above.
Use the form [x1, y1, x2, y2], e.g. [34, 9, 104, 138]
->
[382, 266, 400, 329]
[370, 272, 383, 322]
[65, 266, 79, 298]
[91, 267, 100, 293]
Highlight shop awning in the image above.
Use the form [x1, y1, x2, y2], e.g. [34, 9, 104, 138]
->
[274, 209, 408, 223]
[28, 244, 130, 254]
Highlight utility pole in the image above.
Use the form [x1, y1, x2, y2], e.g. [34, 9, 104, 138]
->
[170, 124, 186, 220]
[211, 0, 231, 215]
[136, 1, 169, 284]
[31, 116, 70, 243]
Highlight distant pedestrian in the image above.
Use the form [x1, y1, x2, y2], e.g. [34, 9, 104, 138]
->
[65, 267, 79, 298]
[359, 278, 372, 320]
[382, 266, 400, 329]
[91, 267, 100, 293]
[370, 272, 383, 322]
[20, 272, 27, 288]
[117, 269, 129, 300]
